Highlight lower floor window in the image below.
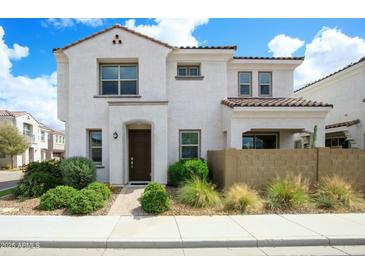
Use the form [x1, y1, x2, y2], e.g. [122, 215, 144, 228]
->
[325, 136, 349, 148]
[242, 133, 278, 149]
[180, 130, 200, 159]
[89, 130, 102, 164]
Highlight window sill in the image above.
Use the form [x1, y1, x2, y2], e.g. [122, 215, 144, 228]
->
[175, 76, 204, 80]
[94, 95, 141, 98]
[95, 165, 105, 169]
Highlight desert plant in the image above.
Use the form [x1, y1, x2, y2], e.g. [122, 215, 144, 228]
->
[79, 189, 105, 211]
[314, 176, 361, 209]
[23, 160, 62, 179]
[60, 156, 96, 189]
[39, 186, 78, 210]
[86, 182, 112, 200]
[15, 171, 62, 198]
[265, 175, 309, 210]
[168, 159, 209, 186]
[68, 191, 94, 214]
[144, 182, 166, 193]
[0, 123, 28, 168]
[140, 185, 170, 214]
[224, 184, 263, 213]
[177, 176, 221, 208]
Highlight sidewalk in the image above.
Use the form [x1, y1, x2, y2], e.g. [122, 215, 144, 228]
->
[0, 213, 365, 248]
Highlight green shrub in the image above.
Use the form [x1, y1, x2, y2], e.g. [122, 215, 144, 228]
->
[60, 157, 96, 189]
[15, 171, 62, 198]
[168, 159, 209, 186]
[80, 189, 105, 211]
[224, 184, 263, 213]
[86, 182, 112, 200]
[177, 176, 221, 208]
[39, 186, 78, 210]
[314, 176, 361, 209]
[140, 187, 170, 214]
[144, 182, 166, 193]
[69, 191, 94, 215]
[22, 160, 62, 179]
[265, 175, 309, 210]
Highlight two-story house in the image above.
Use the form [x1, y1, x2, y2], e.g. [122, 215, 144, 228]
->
[0, 110, 65, 168]
[294, 57, 365, 149]
[54, 24, 332, 185]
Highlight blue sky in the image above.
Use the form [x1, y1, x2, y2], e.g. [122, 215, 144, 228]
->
[0, 18, 365, 129]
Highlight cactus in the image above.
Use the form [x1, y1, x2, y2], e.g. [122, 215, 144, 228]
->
[310, 125, 318, 148]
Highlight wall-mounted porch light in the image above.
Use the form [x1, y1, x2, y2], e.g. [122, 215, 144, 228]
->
[113, 132, 118, 139]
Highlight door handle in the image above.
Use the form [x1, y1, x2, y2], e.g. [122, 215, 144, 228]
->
[130, 157, 133, 169]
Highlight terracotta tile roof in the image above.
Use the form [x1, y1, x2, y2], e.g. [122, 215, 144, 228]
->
[295, 57, 365, 92]
[0, 110, 27, 117]
[179, 46, 237, 50]
[233, 56, 304, 60]
[53, 24, 173, 52]
[326, 119, 360, 129]
[222, 97, 333, 108]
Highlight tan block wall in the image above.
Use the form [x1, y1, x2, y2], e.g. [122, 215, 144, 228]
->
[208, 148, 365, 192]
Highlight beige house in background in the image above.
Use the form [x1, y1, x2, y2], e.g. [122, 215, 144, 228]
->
[54, 24, 332, 185]
[0, 110, 65, 168]
[294, 57, 365, 149]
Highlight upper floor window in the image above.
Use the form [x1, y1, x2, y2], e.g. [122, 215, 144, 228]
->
[238, 72, 252, 96]
[23, 123, 33, 136]
[41, 131, 45, 142]
[259, 72, 272, 96]
[100, 64, 138, 95]
[177, 65, 201, 77]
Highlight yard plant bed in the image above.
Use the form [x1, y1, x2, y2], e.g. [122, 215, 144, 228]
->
[161, 186, 365, 216]
[0, 187, 121, 216]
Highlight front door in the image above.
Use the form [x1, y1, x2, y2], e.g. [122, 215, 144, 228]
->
[128, 129, 151, 181]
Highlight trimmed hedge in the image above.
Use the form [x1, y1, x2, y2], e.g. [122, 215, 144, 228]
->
[39, 186, 78, 210]
[60, 157, 96, 189]
[22, 160, 62, 180]
[168, 159, 209, 186]
[86, 182, 112, 200]
[140, 182, 170, 214]
[69, 191, 94, 214]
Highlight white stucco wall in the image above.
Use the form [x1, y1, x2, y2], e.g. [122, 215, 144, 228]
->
[294, 62, 365, 148]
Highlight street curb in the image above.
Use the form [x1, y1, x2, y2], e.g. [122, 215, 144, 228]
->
[3, 237, 365, 249]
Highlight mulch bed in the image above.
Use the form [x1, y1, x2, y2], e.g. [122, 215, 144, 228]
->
[161, 186, 365, 216]
[0, 187, 121, 216]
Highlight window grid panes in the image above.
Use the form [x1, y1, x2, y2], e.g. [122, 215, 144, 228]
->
[180, 130, 200, 159]
[89, 130, 102, 164]
[239, 72, 251, 96]
[177, 65, 200, 77]
[23, 123, 32, 136]
[242, 133, 278, 149]
[101, 64, 138, 95]
[259, 72, 272, 96]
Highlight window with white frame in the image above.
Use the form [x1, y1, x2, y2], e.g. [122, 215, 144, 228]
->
[259, 72, 272, 96]
[100, 64, 138, 95]
[177, 65, 201, 77]
[41, 131, 45, 142]
[179, 130, 200, 159]
[23, 123, 33, 136]
[238, 72, 252, 96]
[89, 130, 102, 164]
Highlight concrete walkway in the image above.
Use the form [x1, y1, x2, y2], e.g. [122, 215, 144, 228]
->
[1, 213, 365, 248]
[0, 171, 22, 191]
[108, 186, 145, 216]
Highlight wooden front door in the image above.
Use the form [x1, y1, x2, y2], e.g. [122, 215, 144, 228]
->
[128, 129, 151, 181]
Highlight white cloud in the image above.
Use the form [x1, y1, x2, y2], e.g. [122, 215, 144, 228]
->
[125, 18, 209, 46]
[268, 34, 304, 57]
[43, 18, 105, 29]
[0, 26, 63, 129]
[294, 27, 365, 88]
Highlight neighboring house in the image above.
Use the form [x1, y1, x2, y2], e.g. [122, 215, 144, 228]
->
[54, 24, 332, 185]
[0, 110, 65, 168]
[294, 57, 365, 149]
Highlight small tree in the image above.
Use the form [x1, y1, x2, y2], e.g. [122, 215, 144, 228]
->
[0, 123, 29, 168]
